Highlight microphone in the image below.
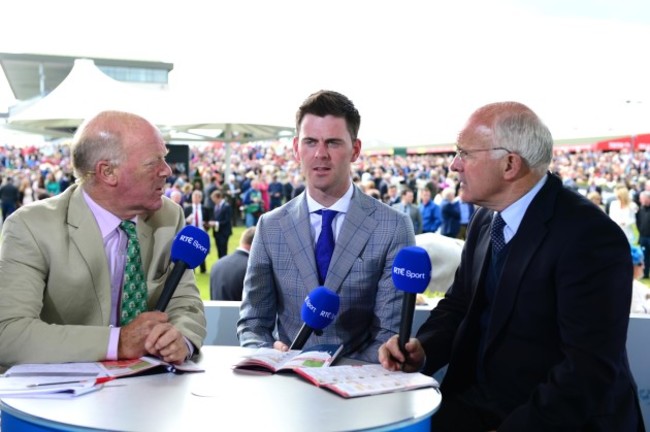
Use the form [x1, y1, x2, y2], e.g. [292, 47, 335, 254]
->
[392, 246, 431, 354]
[289, 286, 340, 350]
[154, 225, 210, 311]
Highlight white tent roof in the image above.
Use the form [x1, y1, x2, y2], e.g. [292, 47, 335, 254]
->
[6, 58, 294, 143]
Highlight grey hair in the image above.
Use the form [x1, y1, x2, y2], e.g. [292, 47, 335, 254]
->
[471, 102, 553, 176]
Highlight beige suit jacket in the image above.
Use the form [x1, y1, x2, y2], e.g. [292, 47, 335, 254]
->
[0, 184, 206, 369]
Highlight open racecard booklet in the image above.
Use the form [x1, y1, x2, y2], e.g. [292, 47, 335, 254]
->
[0, 356, 203, 398]
[233, 344, 345, 373]
[294, 364, 439, 398]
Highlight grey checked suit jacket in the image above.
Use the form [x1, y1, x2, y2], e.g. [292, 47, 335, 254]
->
[0, 184, 206, 369]
[237, 186, 415, 363]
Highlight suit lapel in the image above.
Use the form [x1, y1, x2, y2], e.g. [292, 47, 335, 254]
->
[66, 186, 112, 322]
[325, 188, 377, 292]
[484, 174, 557, 349]
[279, 195, 321, 290]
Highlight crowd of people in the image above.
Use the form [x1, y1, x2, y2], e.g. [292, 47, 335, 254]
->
[3, 133, 650, 231]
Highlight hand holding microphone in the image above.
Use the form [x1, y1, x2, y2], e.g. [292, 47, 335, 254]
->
[392, 246, 431, 356]
[289, 286, 340, 350]
[154, 225, 211, 311]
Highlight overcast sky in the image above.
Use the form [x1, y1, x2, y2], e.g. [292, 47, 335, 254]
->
[1, 0, 649, 147]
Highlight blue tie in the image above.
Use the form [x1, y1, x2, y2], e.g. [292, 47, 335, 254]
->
[315, 210, 338, 285]
[491, 212, 506, 256]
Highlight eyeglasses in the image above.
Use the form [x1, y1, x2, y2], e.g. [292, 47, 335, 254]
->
[454, 146, 511, 161]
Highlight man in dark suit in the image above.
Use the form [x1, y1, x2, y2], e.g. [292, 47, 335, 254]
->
[208, 189, 232, 259]
[379, 102, 644, 431]
[0, 176, 20, 221]
[210, 227, 255, 301]
[183, 190, 211, 273]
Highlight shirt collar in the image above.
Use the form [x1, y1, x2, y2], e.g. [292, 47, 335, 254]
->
[82, 189, 138, 239]
[499, 174, 547, 241]
[306, 183, 354, 215]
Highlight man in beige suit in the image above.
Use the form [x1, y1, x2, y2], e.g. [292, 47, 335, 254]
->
[0, 111, 206, 371]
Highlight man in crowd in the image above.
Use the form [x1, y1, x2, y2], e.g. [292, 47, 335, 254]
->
[210, 226, 256, 301]
[208, 189, 233, 259]
[392, 187, 422, 234]
[0, 176, 20, 221]
[238, 90, 415, 363]
[379, 102, 643, 430]
[419, 187, 442, 233]
[184, 189, 210, 273]
[0, 111, 206, 371]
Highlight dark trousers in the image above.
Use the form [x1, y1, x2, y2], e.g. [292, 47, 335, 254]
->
[214, 234, 229, 259]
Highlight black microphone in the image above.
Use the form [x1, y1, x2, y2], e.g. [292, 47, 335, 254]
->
[392, 246, 432, 354]
[154, 225, 210, 311]
[289, 286, 340, 350]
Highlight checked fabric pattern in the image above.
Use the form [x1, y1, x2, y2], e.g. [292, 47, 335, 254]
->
[119, 221, 148, 325]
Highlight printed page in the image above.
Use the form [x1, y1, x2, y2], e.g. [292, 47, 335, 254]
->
[295, 364, 439, 398]
[278, 344, 344, 371]
[233, 348, 299, 372]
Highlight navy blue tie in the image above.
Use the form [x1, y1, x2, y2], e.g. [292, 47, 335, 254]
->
[315, 210, 338, 285]
[491, 212, 506, 255]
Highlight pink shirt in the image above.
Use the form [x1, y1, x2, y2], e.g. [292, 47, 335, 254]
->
[83, 191, 136, 360]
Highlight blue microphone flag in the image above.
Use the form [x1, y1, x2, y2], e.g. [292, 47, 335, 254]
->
[301, 286, 340, 331]
[391, 246, 432, 294]
[170, 225, 210, 269]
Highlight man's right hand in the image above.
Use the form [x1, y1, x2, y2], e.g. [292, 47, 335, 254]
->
[118, 311, 169, 359]
[378, 335, 426, 373]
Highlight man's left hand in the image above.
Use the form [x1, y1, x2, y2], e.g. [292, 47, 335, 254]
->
[144, 323, 189, 364]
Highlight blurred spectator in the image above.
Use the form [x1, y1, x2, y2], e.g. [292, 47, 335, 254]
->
[393, 187, 422, 234]
[419, 187, 442, 233]
[608, 185, 638, 244]
[0, 176, 20, 220]
[184, 190, 210, 273]
[587, 191, 606, 212]
[385, 184, 400, 206]
[44, 172, 60, 196]
[440, 187, 461, 238]
[241, 180, 263, 227]
[208, 190, 233, 259]
[630, 245, 650, 313]
[19, 176, 34, 207]
[224, 174, 242, 226]
[268, 174, 284, 210]
[456, 185, 475, 239]
[169, 189, 183, 206]
[210, 227, 256, 301]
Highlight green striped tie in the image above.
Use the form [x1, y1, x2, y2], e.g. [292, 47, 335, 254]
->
[119, 221, 148, 325]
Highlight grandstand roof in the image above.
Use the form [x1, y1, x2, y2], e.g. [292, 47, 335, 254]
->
[0, 52, 173, 102]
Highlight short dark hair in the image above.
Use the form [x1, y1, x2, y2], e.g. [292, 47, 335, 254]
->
[295, 90, 361, 141]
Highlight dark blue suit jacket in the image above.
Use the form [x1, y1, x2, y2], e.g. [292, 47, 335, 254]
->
[212, 201, 233, 240]
[417, 173, 644, 431]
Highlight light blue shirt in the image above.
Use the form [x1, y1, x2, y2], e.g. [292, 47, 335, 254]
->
[498, 175, 548, 244]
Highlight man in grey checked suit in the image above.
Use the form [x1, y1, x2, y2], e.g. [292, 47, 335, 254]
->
[237, 90, 415, 363]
